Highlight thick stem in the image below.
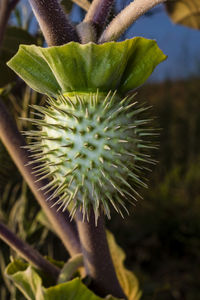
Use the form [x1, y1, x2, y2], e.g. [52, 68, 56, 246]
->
[76, 211, 126, 298]
[0, 221, 60, 283]
[28, 0, 80, 46]
[99, 0, 166, 43]
[0, 99, 81, 256]
[83, 0, 114, 36]
[0, 0, 20, 47]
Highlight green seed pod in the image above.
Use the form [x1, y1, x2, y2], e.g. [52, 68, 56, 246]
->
[24, 91, 156, 221]
[7, 39, 166, 221]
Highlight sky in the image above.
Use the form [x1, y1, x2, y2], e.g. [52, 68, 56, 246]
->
[19, 1, 200, 82]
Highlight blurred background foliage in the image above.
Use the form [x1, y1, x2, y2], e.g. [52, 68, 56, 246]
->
[0, 1, 200, 300]
[110, 80, 200, 300]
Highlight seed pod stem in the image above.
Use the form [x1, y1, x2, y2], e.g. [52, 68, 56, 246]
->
[76, 210, 126, 298]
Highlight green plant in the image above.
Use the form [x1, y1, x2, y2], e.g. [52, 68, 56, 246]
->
[0, 0, 198, 299]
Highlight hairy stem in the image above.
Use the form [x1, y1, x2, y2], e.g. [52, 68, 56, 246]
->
[28, 0, 80, 45]
[0, 221, 60, 282]
[0, 99, 81, 256]
[76, 211, 126, 298]
[99, 0, 166, 43]
[83, 0, 114, 37]
[0, 0, 20, 47]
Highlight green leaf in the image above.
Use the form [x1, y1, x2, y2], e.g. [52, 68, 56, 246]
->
[7, 45, 61, 96]
[6, 260, 44, 300]
[107, 231, 142, 300]
[165, 0, 200, 29]
[119, 38, 167, 93]
[6, 260, 122, 300]
[7, 39, 166, 96]
[0, 27, 35, 87]
[44, 278, 103, 300]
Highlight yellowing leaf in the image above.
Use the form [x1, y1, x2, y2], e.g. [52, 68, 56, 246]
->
[166, 0, 200, 29]
[107, 231, 142, 300]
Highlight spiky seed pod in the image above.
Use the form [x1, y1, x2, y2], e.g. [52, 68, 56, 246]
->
[23, 91, 156, 222]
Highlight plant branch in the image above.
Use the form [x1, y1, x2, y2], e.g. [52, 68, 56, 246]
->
[0, 99, 81, 256]
[28, 0, 80, 46]
[83, 0, 114, 37]
[76, 211, 126, 298]
[0, 221, 60, 283]
[99, 0, 166, 43]
[0, 0, 20, 47]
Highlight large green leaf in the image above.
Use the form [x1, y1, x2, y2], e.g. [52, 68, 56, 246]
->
[0, 27, 35, 87]
[8, 38, 166, 96]
[107, 231, 142, 300]
[6, 259, 122, 300]
[166, 0, 200, 29]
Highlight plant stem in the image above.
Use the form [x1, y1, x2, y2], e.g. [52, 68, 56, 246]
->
[28, 0, 80, 46]
[0, 99, 81, 256]
[99, 0, 166, 43]
[76, 211, 126, 298]
[0, 0, 20, 47]
[83, 0, 114, 36]
[0, 221, 60, 283]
